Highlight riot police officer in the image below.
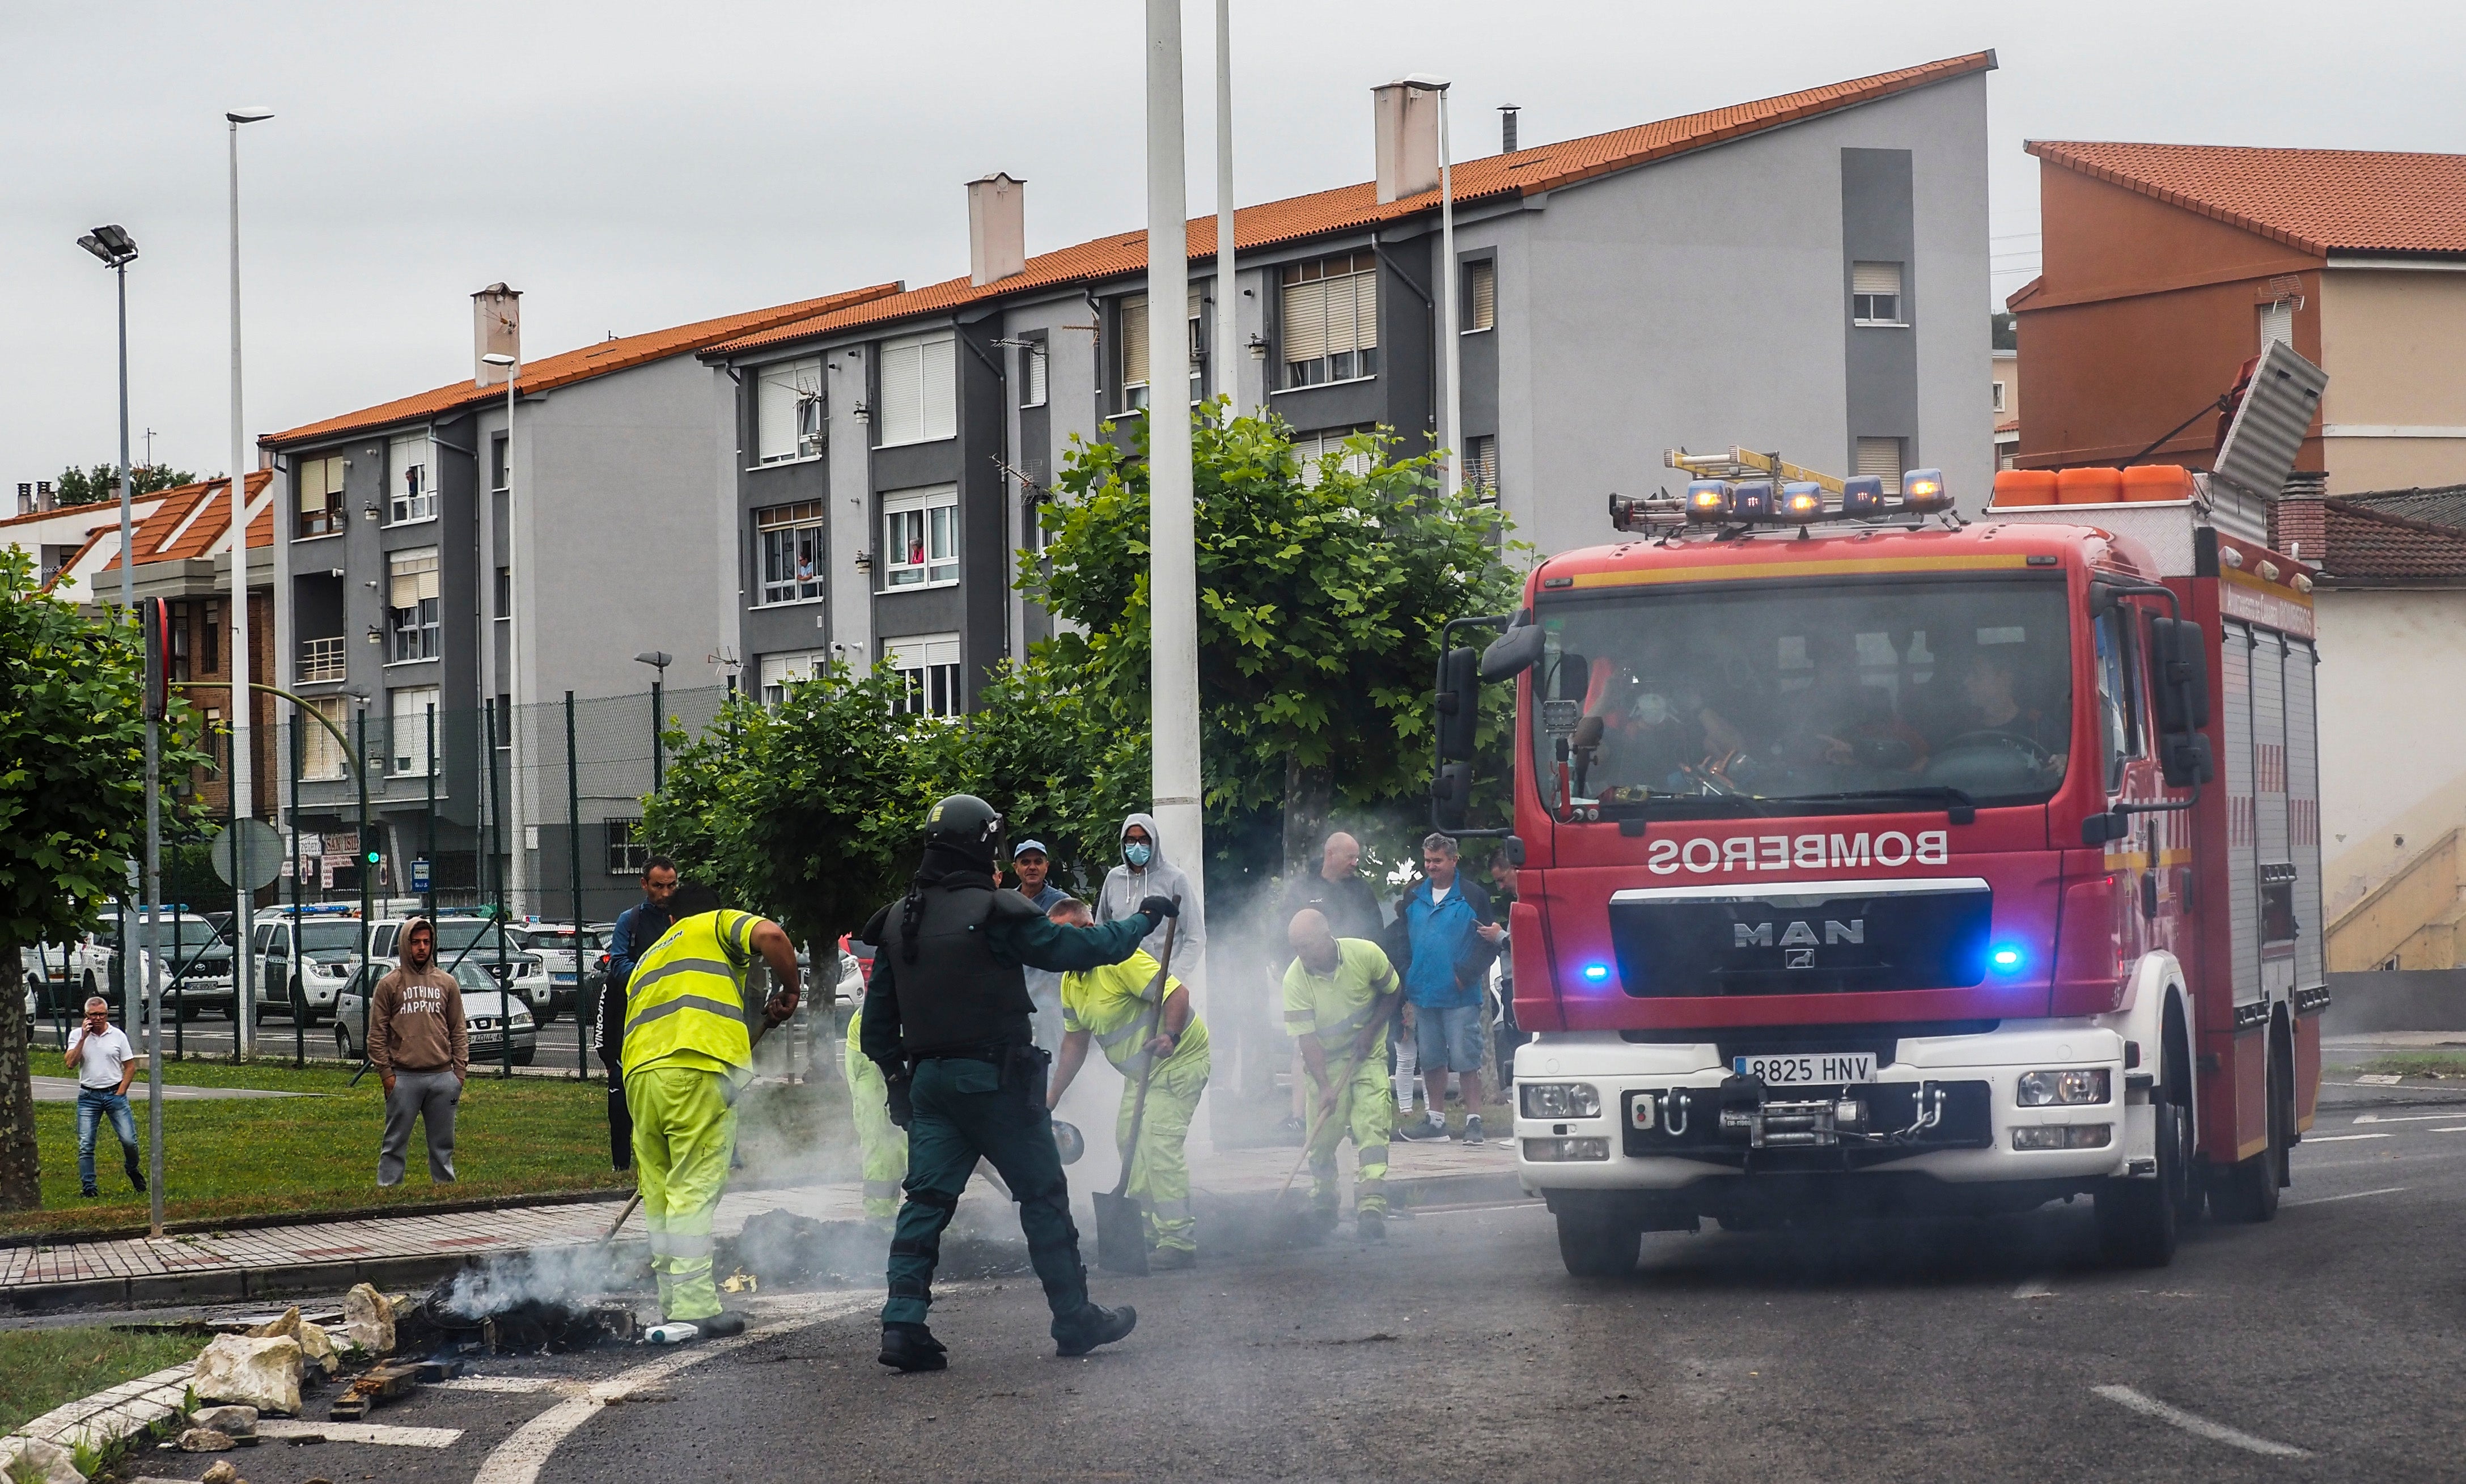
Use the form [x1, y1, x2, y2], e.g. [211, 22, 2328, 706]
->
[859, 795, 1179, 1372]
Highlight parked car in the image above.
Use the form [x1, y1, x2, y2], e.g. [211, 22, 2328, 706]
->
[96, 910, 235, 1019]
[509, 923, 604, 1015]
[21, 940, 108, 1016]
[252, 913, 371, 1025]
[366, 914, 557, 1023]
[333, 960, 536, 1067]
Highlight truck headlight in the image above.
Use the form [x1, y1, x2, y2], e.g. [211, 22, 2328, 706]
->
[2012, 1124, 2112, 1150]
[1521, 1137, 1610, 1161]
[2016, 1069, 2111, 1106]
[1520, 1082, 1601, 1119]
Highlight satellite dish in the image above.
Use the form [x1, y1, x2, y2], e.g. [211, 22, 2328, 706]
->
[2212, 339, 2328, 501]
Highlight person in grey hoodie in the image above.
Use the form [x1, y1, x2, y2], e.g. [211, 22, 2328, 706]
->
[1095, 812, 1206, 981]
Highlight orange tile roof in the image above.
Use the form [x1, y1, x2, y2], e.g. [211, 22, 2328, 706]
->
[262, 283, 904, 447]
[715, 52, 1997, 355]
[2028, 141, 2466, 257]
[100, 470, 275, 572]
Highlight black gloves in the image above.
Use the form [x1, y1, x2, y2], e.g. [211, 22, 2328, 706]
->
[1137, 895, 1180, 931]
[884, 1075, 914, 1130]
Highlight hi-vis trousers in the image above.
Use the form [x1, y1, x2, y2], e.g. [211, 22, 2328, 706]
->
[626, 1063, 736, 1322]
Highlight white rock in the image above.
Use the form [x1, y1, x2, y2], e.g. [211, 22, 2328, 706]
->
[188, 1405, 257, 1436]
[191, 1335, 303, 1416]
[175, 1430, 235, 1453]
[340, 1283, 395, 1356]
[0, 1436, 85, 1484]
[246, 1306, 300, 1340]
[294, 1321, 338, 1376]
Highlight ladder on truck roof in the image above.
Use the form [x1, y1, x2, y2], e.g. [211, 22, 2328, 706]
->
[1664, 447, 1845, 493]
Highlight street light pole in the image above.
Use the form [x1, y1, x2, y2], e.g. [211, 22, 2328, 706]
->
[1403, 76, 1459, 500]
[226, 107, 273, 1054]
[1213, 0, 1240, 414]
[483, 351, 523, 913]
[1146, 0, 1208, 981]
[79, 224, 145, 1062]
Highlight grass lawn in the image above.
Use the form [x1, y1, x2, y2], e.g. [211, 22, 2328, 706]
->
[7, 1059, 628, 1238]
[0, 1325, 202, 1435]
[2357, 1049, 2466, 1079]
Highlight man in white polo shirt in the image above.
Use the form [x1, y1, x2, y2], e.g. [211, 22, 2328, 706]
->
[64, 997, 145, 1198]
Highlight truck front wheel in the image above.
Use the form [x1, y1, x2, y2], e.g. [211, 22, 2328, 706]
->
[1556, 1210, 1642, 1277]
[2097, 1092, 2187, 1267]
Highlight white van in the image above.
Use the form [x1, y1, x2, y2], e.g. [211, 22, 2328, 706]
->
[252, 914, 371, 1025]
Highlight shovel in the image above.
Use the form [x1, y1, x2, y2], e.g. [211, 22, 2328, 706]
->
[1092, 903, 1180, 1275]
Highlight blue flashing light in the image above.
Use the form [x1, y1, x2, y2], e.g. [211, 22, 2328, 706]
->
[1988, 944, 2026, 973]
[1841, 474, 1889, 518]
[1731, 480, 1776, 521]
[1582, 963, 1611, 983]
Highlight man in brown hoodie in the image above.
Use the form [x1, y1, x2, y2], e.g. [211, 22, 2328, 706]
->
[371, 917, 470, 1186]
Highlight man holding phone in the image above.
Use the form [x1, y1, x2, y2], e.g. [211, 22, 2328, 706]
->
[64, 997, 145, 1198]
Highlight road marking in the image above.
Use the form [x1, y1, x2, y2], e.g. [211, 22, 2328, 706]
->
[471, 1292, 877, 1484]
[255, 1420, 461, 1448]
[2302, 1133, 2391, 1143]
[2353, 1074, 2404, 1086]
[2092, 1385, 2307, 1457]
[2352, 1114, 2449, 1124]
[2434, 1126, 2466, 1134]
[431, 1376, 571, 1395]
[2287, 1185, 2406, 1207]
[2011, 1276, 2055, 1300]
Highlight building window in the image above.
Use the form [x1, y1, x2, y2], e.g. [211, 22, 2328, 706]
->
[757, 648, 829, 707]
[756, 357, 825, 464]
[1463, 258, 1496, 333]
[2259, 300, 2294, 351]
[756, 502, 827, 605]
[169, 600, 192, 682]
[877, 332, 956, 446]
[389, 685, 440, 776]
[1992, 380, 2007, 414]
[1281, 251, 1380, 388]
[1851, 262, 1905, 327]
[1465, 434, 1498, 502]
[605, 819, 648, 875]
[387, 548, 441, 663]
[389, 431, 435, 523]
[885, 633, 962, 718]
[491, 433, 508, 493]
[494, 566, 510, 619]
[202, 707, 224, 778]
[1120, 290, 1202, 410]
[202, 599, 221, 675]
[882, 485, 959, 587]
[302, 697, 350, 781]
[1292, 425, 1374, 487]
[1020, 340, 1049, 408]
[495, 693, 511, 751]
[296, 453, 345, 538]
[1854, 436, 1904, 478]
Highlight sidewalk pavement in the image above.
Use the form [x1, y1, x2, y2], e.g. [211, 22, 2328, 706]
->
[0, 1129, 1524, 1315]
[30, 1076, 304, 1104]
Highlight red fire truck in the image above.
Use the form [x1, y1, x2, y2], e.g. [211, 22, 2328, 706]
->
[1435, 455, 2325, 1274]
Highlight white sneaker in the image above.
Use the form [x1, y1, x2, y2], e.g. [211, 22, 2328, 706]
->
[1462, 1114, 1485, 1146]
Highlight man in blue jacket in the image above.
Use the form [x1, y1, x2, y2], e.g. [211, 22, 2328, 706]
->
[1390, 833, 1503, 1144]
[595, 856, 678, 1168]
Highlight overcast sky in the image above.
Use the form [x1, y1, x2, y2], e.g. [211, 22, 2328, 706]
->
[7, 0, 2461, 488]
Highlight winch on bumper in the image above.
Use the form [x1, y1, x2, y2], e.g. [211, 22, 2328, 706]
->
[1513, 1026, 2137, 1210]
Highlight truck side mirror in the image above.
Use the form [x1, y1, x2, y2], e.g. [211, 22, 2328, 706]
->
[1435, 646, 1480, 762]
[1433, 762, 1472, 832]
[2159, 731, 2214, 790]
[1480, 616, 1544, 682]
[2148, 617, 2215, 787]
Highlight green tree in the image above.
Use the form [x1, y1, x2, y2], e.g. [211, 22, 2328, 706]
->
[639, 659, 937, 949]
[1026, 404, 1523, 874]
[946, 660, 1150, 896]
[53, 464, 200, 507]
[0, 548, 210, 1210]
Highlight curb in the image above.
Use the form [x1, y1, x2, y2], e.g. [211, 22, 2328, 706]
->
[0, 1185, 636, 1253]
[5, 1360, 193, 1464]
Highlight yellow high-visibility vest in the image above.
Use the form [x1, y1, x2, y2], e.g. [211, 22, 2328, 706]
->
[623, 909, 757, 1074]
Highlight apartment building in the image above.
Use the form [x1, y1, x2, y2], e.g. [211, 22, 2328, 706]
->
[255, 282, 897, 911]
[702, 53, 1996, 715]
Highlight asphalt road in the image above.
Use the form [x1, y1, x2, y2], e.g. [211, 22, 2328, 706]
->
[106, 1083, 2466, 1483]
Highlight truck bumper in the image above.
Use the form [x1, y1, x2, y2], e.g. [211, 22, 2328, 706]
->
[1514, 1024, 2132, 1219]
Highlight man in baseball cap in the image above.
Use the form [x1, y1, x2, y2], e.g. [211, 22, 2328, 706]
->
[1012, 840, 1069, 1050]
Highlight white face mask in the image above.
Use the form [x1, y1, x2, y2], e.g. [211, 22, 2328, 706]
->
[1632, 693, 1672, 726]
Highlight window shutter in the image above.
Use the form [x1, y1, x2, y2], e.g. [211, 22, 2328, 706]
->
[1121, 296, 1151, 385]
[1281, 279, 1328, 363]
[1023, 344, 1049, 406]
[1852, 261, 1903, 296]
[2259, 301, 2293, 349]
[1348, 270, 1379, 352]
[1465, 260, 1495, 331]
[1855, 436, 1903, 478]
[921, 334, 956, 440]
[757, 366, 799, 461]
[879, 340, 922, 444]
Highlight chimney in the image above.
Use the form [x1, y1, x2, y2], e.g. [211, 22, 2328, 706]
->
[2272, 470, 2329, 563]
[473, 283, 522, 387]
[967, 174, 1027, 287]
[1372, 82, 1442, 203]
[1499, 105, 1520, 154]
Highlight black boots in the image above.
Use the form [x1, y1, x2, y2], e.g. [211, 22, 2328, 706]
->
[878, 1322, 948, 1372]
[1052, 1302, 1137, 1358]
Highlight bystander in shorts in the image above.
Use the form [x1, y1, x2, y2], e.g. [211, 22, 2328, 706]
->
[1413, 1002, 1485, 1074]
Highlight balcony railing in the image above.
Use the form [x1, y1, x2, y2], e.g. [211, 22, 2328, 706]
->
[299, 636, 346, 682]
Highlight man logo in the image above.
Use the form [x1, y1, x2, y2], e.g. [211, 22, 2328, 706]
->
[1732, 919, 1866, 949]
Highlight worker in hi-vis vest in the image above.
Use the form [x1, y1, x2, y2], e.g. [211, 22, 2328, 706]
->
[621, 880, 802, 1335]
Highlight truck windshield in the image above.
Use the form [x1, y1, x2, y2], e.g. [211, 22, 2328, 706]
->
[1531, 578, 2073, 817]
[296, 922, 363, 957]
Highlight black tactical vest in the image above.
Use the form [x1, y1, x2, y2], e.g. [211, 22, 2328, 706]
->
[891, 883, 1041, 1054]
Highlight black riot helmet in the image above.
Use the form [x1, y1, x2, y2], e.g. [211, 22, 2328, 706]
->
[922, 794, 1005, 868]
